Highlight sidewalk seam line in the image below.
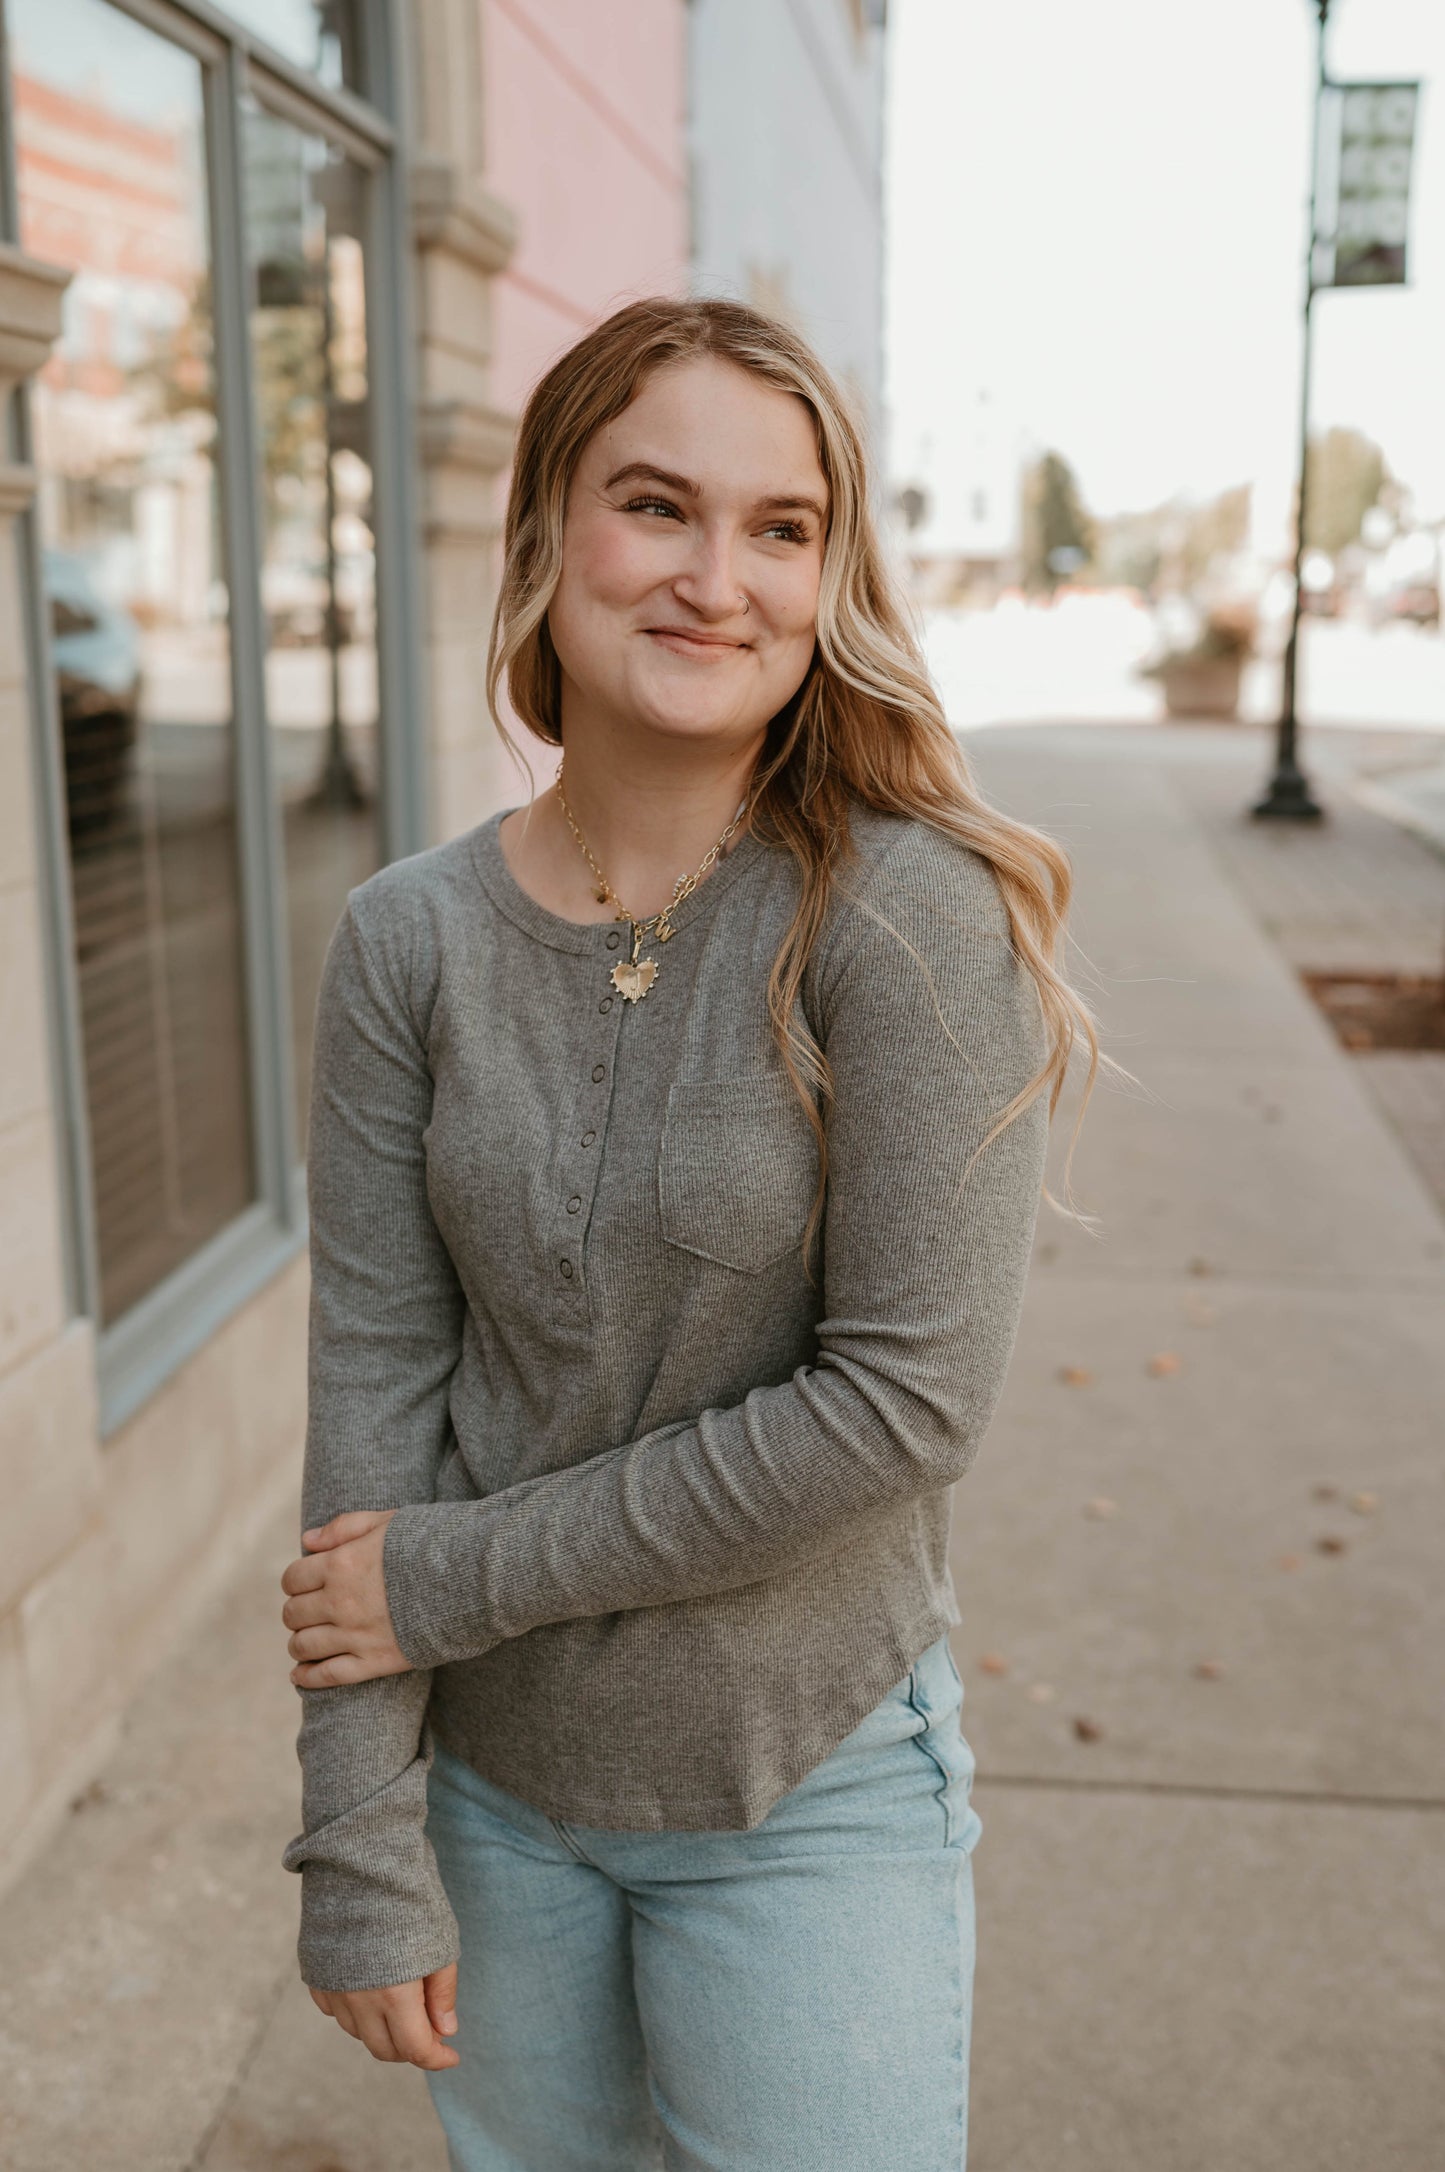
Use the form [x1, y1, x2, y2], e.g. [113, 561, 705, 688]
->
[185, 1956, 295, 2172]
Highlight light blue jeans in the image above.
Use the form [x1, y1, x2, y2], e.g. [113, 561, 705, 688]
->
[423, 1633, 981, 2171]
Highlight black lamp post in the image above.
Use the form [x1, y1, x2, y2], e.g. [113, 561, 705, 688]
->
[1253, 0, 1330, 822]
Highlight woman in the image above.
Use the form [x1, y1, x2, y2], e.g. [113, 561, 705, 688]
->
[280, 296, 1100, 2171]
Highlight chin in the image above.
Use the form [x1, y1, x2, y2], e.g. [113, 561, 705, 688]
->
[635, 701, 751, 746]
[626, 677, 757, 744]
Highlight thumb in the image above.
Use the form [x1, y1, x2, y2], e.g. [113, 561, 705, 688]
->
[424, 1961, 459, 2037]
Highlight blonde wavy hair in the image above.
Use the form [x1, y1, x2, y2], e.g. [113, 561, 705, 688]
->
[487, 296, 1106, 1236]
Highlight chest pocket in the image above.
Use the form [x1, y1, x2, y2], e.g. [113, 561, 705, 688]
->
[658, 1074, 820, 1274]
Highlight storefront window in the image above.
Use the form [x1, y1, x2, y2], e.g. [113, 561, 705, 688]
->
[244, 104, 382, 1142]
[5, 0, 407, 1379]
[10, 0, 255, 1324]
[213, 0, 361, 90]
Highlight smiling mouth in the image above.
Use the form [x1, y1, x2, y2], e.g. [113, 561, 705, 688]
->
[645, 627, 749, 651]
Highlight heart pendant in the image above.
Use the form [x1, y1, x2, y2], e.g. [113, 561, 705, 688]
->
[611, 955, 658, 1003]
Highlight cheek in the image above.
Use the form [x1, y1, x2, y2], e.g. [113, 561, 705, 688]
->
[762, 560, 823, 650]
[548, 528, 646, 681]
[558, 517, 665, 619]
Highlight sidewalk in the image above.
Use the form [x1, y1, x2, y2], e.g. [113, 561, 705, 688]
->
[2, 723, 1441, 2171]
[960, 723, 1444, 2172]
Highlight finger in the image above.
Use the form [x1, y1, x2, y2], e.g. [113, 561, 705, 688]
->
[292, 1652, 375, 1689]
[303, 1510, 385, 1550]
[353, 2007, 402, 2063]
[308, 1988, 335, 2019]
[280, 1555, 328, 1596]
[291, 1642, 408, 1694]
[288, 1624, 351, 1664]
[381, 1985, 460, 2072]
[281, 1592, 332, 1631]
[327, 1996, 362, 2042]
[425, 1962, 459, 2038]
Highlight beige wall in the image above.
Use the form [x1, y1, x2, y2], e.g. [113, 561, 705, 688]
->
[410, 0, 521, 840]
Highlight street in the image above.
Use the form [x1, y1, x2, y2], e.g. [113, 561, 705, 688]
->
[924, 595, 1445, 736]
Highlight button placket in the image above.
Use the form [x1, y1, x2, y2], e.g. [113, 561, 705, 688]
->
[556, 952, 629, 1289]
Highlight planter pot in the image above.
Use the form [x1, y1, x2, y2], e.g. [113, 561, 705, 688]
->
[1154, 655, 1244, 721]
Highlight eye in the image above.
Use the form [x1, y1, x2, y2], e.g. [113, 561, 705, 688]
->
[622, 494, 684, 521]
[762, 518, 811, 544]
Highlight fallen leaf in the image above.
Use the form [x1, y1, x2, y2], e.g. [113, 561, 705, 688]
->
[1277, 1553, 1302, 1571]
[1147, 1352, 1182, 1377]
[1316, 1535, 1348, 1556]
[978, 1652, 1009, 1676]
[1187, 1256, 1213, 1277]
[1313, 1483, 1339, 1503]
[1059, 1365, 1094, 1387]
[1026, 1683, 1056, 1704]
[1073, 1716, 1104, 1743]
[1084, 1497, 1118, 1520]
[1349, 1492, 1378, 1516]
[1193, 1660, 1224, 1680]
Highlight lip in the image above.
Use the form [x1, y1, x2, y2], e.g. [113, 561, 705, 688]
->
[644, 627, 750, 653]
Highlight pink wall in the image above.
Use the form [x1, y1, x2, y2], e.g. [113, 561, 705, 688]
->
[484, 0, 690, 419]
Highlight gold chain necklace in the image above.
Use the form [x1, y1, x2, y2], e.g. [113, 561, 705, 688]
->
[554, 768, 749, 1003]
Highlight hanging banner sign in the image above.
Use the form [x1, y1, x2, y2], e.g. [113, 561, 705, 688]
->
[1314, 80, 1421, 288]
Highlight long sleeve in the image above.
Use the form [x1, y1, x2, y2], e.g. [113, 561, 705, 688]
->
[381, 832, 1050, 1672]
[281, 895, 468, 1991]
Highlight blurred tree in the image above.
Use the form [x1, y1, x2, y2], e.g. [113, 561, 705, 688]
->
[1181, 483, 1251, 589]
[1092, 508, 1162, 596]
[1303, 427, 1387, 555]
[1022, 451, 1095, 597]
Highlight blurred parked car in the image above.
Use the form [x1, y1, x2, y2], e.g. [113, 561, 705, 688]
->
[45, 550, 142, 836]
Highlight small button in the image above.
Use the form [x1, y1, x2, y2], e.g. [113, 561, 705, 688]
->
[581, 1129, 596, 1146]
[605, 930, 622, 950]
[598, 996, 613, 1014]
[591, 1064, 606, 1083]
[567, 1195, 582, 1214]
[558, 1258, 574, 1280]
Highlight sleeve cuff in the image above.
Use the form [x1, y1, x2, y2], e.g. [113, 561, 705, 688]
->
[290, 1858, 460, 1993]
[383, 1499, 503, 1670]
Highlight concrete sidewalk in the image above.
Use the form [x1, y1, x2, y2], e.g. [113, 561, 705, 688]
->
[959, 725, 1444, 2172]
[2, 724, 1440, 2170]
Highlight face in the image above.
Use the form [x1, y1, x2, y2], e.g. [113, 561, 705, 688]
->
[546, 355, 829, 755]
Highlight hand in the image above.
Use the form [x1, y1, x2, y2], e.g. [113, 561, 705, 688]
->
[281, 1509, 410, 1687]
[310, 1962, 461, 2070]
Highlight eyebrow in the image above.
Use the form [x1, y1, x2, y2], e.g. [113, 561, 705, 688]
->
[602, 461, 827, 523]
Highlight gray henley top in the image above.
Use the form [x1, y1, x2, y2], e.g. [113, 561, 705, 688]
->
[283, 799, 1050, 1992]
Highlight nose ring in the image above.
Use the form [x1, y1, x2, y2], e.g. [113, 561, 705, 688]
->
[738, 595, 750, 615]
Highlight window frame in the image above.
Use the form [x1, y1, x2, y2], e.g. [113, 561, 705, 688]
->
[1, 0, 427, 1431]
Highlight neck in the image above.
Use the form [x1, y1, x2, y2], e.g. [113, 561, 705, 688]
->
[502, 715, 765, 926]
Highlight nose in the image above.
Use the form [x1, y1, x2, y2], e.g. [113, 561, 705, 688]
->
[670, 527, 747, 622]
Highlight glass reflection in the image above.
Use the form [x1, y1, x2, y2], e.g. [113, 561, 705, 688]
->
[244, 104, 382, 1142]
[11, 0, 255, 1324]
[215, 0, 361, 90]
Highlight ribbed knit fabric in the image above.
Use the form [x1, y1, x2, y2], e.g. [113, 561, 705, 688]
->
[282, 802, 1049, 1991]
